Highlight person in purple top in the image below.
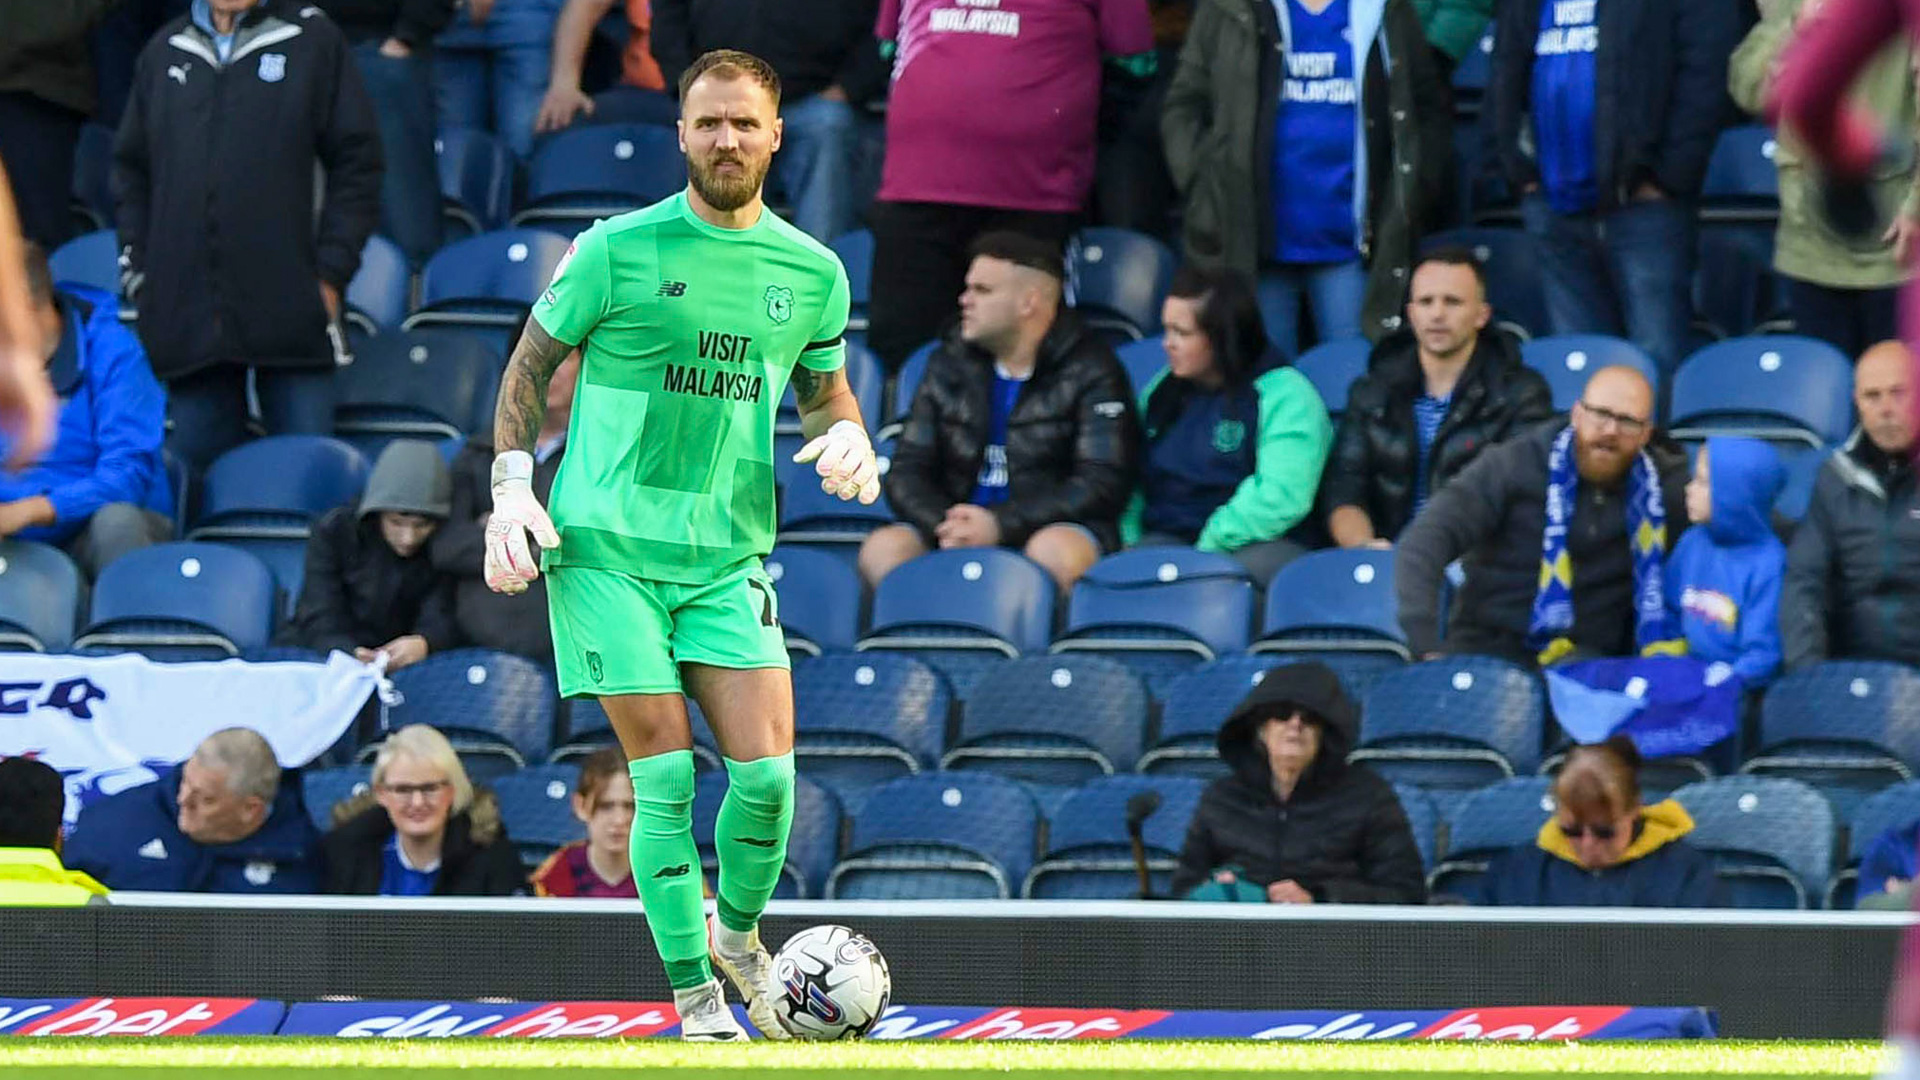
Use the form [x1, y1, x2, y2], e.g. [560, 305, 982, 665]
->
[532, 747, 642, 899]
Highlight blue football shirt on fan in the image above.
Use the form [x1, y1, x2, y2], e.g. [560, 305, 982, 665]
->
[971, 366, 1029, 506]
[1271, 0, 1359, 263]
[379, 837, 440, 897]
[1531, 0, 1600, 214]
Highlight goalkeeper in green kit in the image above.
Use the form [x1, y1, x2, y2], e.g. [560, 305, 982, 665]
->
[482, 49, 878, 1042]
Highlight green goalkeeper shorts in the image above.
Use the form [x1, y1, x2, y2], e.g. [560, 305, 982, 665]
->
[546, 560, 789, 697]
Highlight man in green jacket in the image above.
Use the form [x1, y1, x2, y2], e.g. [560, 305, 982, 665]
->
[0, 757, 110, 908]
[0, 0, 123, 249]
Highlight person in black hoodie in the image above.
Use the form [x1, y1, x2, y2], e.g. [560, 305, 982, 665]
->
[1170, 661, 1427, 904]
[0, 0, 122, 249]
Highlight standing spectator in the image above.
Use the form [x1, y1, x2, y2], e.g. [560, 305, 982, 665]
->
[860, 232, 1141, 593]
[1124, 264, 1332, 585]
[113, 0, 383, 473]
[438, 0, 562, 160]
[1395, 366, 1691, 666]
[867, 0, 1156, 370]
[0, 756, 109, 907]
[324, 723, 526, 895]
[1093, 0, 1193, 241]
[0, 154, 56, 467]
[531, 747, 638, 897]
[314, 0, 453, 268]
[0, 243, 173, 578]
[63, 728, 324, 894]
[643, 0, 886, 242]
[536, 0, 674, 134]
[1490, 0, 1738, 374]
[1782, 340, 1920, 668]
[1170, 661, 1427, 904]
[290, 439, 460, 671]
[1729, 0, 1920, 361]
[0, 0, 121, 250]
[1411, 0, 1491, 83]
[1668, 436, 1787, 688]
[1161, 0, 1450, 354]
[1322, 248, 1555, 549]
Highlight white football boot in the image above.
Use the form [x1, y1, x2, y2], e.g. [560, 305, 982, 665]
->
[673, 978, 748, 1042]
[712, 924, 793, 1041]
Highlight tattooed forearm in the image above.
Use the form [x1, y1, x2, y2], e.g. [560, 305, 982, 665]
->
[793, 365, 861, 440]
[493, 319, 573, 454]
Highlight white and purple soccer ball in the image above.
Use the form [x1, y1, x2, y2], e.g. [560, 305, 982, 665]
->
[771, 924, 892, 1040]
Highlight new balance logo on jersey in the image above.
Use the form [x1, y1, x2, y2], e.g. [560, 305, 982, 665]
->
[653, 863, 691, 879]
[658, 280, 687, 297]
[732, 837, 778, 849]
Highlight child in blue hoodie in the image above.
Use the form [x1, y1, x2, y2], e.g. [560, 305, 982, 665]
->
[1667, 437, 1788, 688]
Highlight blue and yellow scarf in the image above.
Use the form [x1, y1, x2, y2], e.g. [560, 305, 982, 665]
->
[1530, 426, 1686, 667]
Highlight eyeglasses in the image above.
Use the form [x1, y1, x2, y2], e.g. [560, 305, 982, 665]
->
[1576, 401, 1651, 436]
[380, 780, 449, 801]
[1557, 820, 1619, 841]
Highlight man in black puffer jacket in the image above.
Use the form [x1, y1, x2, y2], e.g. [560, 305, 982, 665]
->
[1170, 661, 1426, 904]
[862, 232, 1141, 592]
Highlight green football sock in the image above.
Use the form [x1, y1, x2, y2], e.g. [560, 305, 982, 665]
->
[713, 752, 796, 934]
[627, 751, 712, 990]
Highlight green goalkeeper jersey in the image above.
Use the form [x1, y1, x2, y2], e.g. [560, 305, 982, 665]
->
[532, 192, 850, 584]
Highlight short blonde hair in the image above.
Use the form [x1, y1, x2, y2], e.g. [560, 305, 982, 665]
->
[372, 725, 473, 814]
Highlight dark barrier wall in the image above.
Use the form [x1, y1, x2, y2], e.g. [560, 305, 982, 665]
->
[0, 900, 1900, 1039]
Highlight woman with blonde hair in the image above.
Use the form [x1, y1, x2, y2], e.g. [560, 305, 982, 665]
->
[322, 725, 526, 896]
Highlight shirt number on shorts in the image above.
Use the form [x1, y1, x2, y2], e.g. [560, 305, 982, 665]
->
[748, 578, 779, 628]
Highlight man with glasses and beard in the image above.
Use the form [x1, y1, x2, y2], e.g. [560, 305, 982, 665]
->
[1394, 365, 1691, 666]
[479, 48, 877, 1042]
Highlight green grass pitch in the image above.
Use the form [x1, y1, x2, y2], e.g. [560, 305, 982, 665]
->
[0, 1038, 1885, 1079]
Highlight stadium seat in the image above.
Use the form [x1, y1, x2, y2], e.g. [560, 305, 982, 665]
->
[830, 229, 873, 334]
[1116, 338, 1168, 396]
[860, 548, 1056, 700]
[435, 127, 517, 240]
[777, 339, 884, 435]
[1776, 447, 1829, 523]
[1520, 335, 1661, 414]
[1828, 780, 1920, 909]
[763, 546, 861, 657]
[792, 653, 949, 801]
[1023, 774, 1206, 899]
[1449, 22, 1495, 108]
[1670, 776, 1835, 909]
[1392, 782, 1441, 872]
[70, 122, 117, 231]
[187, 435, 370, 606]
[1068, 227, 1177, 344]
[492, 764, 587, 867]
[1699, 125, 1780, 224]
[345, 235, 412, 335]
[775, 466, 896, 557]
[334, 329, 504, 457]
[1743, 661, 1920, 820]
[555, 696, 721, 772]
[513, 124, 685, 235]
[75, 542, 278, 659]
[883, 340, 940, 438]
[1352, 657, 1546, 799]
[1080, 546, 1251, 587]
[0, 541, 82, 652]
[1293, 338, 1371, 418]
[1254, 548, 1408, 658]
[301, 765, 374, 831]
[1141, 655, 1287, 777]
[695, 771, 842, 899]
[378, 649, 559, 779]
[1420, 229, 1549, 340]
[1425, 777, 1555, 897]
[944, 655, 1149, 786]
[48, 229, 121, 297]
[827, 771, 1039, 899]
[1667, 336, 1855, 450]
[1053, 575, 1255, 691]
[1692, 230, 1780, 341]
[406, 229, 574, 343]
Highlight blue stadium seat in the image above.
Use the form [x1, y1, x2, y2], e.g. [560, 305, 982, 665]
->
[1668, 336, 1855, 450]
[1390, 783, 1440, 873]
[1022, 775, 1206, 898]
[48, 229, 121, 297]
[1699, 125, 1780, 223]
[883, 340, 939, 436]
[301, 765, 374, 831]
[435, 127, 517, 239]
[860, 548, 1056, 700]
[345, 235, 412, 335]
[187, 435, 370, 607]
[1115, 338, 1167, 396]
[1425, 777, 1556, 897]
[1743, 661, 1920, 820]
[945, 655, 1149, 786]
[777, 339, 884, 435]
[763, 546, 861, 657]
[775, 465, 897, 555]
[1068, 227, 1177, 344]
[1776, 447, 1829, 523]
[492, 764, 586, 867]
[695, 771, 842, 898]
[71, 122, 117, 231]
[1693, 230, 1779, 341]
[334, 329, 504, 457]
[830, 229, 873, 334]
[407, 229, 573, 343]
[1141, 655, 1289, 777]
[1080, 546, 1250, 587]
[827, 771, 1039, 899]
[792, 653, 948, 801]
[1255, 548, 1408, 658]
[555, 696, 721, 771]
[0, 541, 82, 652]
[1671, 776, 1835, 909]
[1293, 338, 1371, 418]
[1450, 22, 1495, 105]
[1521, 335, 1662, 414]
[75, 542, 278, 659]
[513, 124, 685, 235]
[1054, 576, 1255, 690]
[1420, 229, 1549, 339]
[378, 649, 559, 779]
[1353, 657, 1546, 797]
[1829, 780, 1920, 909]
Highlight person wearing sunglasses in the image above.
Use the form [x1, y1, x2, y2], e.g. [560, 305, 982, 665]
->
[1465, 735, 1724, 907]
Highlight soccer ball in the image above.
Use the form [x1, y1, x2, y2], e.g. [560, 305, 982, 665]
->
[770, 924, 892, 1040]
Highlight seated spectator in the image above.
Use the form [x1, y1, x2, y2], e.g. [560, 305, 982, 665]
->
[537, 0, 674, 134]
[1669, 437, 1787, 688]
[1123, 264, 1331, 585]
[1858, 817, 1920, 910]
[63, 728, 322, 894]
[0, 242, 173, 578]
[1466, 735, 1725, 907]
[0, 756, 109, 906]
[531, 747, 637, 898]
[1395, 366, 1690, 666]
[1783, 340, 1920, 668]
[1322, 249, 1555, 549]
[434, 353, 579, 662]
[290, 439, 459, 671]
[1170, 661, 1427, 904]
[323, 724, 526, 896]
[861, 232, 1142, 593]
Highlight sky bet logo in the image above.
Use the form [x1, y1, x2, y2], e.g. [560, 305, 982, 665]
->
[0, 998, 278, 1036]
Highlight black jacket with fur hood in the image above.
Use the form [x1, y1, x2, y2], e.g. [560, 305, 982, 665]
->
[321, 786, 525, 896]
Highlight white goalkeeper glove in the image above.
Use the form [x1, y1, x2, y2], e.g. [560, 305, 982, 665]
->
[792, 419, 881, 505]
[484, 450, 560, 594]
